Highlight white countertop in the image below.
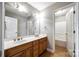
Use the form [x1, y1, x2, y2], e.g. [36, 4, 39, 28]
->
[4, 34, 47, 50]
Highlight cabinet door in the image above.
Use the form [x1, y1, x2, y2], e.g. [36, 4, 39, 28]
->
[25, 47, 32, 57]
[32, 40, 39, 57]
[43, 39, 48, 51]
[12, 51, 25, 57]
[39, 43, 43, 55]
[33, 49, 38, 57]
[33, 45, 38, 57]
[39, 37, 48, 55]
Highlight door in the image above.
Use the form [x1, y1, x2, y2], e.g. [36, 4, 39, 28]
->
[66, 7, 75, 57]
[5, 16, 17, 40]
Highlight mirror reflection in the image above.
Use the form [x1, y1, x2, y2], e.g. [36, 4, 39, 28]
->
[5, 2, 40, 41]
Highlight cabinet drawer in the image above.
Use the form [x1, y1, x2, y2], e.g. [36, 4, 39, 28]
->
[5, 42, 32, 57]
[12, 51, 25, 57]
[39, 37, 47, 42]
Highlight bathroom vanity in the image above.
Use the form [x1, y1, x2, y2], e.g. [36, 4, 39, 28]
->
[4, 35, 48, 57]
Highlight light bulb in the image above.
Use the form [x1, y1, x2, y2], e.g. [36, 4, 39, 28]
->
[18, 4, 27, 12]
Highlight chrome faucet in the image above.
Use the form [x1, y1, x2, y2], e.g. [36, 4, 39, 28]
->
[13, 36, 22, 42]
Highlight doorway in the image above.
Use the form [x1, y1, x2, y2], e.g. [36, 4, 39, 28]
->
[54, 6, 75, 57]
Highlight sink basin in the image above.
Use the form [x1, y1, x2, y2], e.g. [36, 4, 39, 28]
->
[14, 40, 26, 43]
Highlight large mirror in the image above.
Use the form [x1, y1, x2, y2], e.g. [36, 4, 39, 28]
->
[5, 16, 17, 40]
[5, 2, 40, 40]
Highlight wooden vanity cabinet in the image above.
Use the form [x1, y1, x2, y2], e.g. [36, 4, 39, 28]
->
[43, 37, 48, 51]
[13, 47, 32, 57]
[5, 37, 48, 57]
[39, 37, 48, 55]
[4, 42, 33, 57]
[12, 50, 25, 57]
[24, 47, 32, 57]
[32, 40, 39, 57]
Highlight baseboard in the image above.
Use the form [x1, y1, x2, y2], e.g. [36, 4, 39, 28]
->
[55, 40, 66, 48]
[47, 48, 55, 53]
[67, 48, 73, 57]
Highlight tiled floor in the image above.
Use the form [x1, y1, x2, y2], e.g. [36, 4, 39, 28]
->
[40, 46, 70, 57]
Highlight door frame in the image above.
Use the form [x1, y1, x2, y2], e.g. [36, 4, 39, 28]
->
[2, 2, 4, 57]
[74, 2, 79, 57]
[54, 3, 75, 56]
[66, 6, 75, 57]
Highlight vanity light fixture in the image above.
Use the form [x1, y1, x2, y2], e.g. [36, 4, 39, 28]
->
[14, 3, 19, 8]
[18, 4, 26, 12]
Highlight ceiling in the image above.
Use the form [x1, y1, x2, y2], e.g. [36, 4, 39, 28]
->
[55, 7, 72, 17]
[28, 2, 55, 11]
[5, 2, 39, 18]
[5, 2, 73, 17]
[27, 2, 73, 11]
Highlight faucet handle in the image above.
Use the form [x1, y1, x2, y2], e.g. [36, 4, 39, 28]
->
[13, 39, 16, 42]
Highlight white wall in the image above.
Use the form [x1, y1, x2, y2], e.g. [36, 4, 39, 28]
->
[0, 3, 2, 56]
[35, 8, 55, 52]
[55, 16, 66, 41]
